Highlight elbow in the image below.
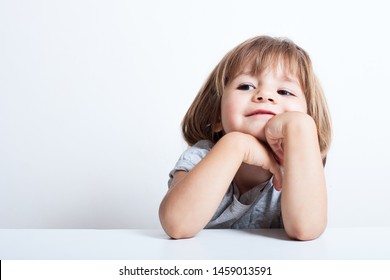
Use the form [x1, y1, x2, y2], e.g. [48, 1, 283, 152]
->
[159, 205, 199, 239]
[162, 224, 198, 240]
[160, 213, 200, 239]
[285, 221, 327, 241]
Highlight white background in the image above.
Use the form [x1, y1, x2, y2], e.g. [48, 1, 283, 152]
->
[1, 0, 389, 229]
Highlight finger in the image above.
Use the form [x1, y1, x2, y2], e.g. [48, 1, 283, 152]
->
[272, 176, 282, 191]
[265, 119, 285, 166]
[268, 158, 283, 190]
[271, 145, 284, 166]
[265, 115, 285, 142]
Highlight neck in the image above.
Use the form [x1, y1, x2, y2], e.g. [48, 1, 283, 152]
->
[234, 163, 272, 195]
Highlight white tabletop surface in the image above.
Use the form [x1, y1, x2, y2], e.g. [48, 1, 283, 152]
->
[1, 227, 389, 260]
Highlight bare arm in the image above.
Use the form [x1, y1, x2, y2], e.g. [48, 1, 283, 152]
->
[266, 112, 327, 240]
[159, 132, 282, 239]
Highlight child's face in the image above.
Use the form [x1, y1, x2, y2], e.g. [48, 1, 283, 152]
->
[220, 65, 307, 142]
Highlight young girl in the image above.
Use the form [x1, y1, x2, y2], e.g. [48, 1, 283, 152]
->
[159, 36, 332, 241]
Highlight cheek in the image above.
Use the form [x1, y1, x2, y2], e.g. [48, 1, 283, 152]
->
[220, 98, 240, 131]
[300, 101, 308, 114]
[300, 96, 308, 113]
[293, 104, 307, 114]
[286, 99, 307, 114]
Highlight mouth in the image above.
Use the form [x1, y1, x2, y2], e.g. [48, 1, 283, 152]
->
[246, 109, 276, 117]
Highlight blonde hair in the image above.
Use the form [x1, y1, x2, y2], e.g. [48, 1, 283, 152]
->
[182, 36, 332, 161]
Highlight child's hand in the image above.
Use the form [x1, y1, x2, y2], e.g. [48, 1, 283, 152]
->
[239, 133, 283, 190]
[265, 111, 315, 166]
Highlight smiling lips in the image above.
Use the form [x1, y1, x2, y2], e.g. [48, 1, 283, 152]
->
[246, 109, 276, 117]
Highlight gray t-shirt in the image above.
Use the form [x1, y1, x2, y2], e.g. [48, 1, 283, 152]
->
[168, 140, 283, 229]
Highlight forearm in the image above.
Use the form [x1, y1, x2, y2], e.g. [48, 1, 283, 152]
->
[159, 132, 248, 239]
[281, 117, 327, 240]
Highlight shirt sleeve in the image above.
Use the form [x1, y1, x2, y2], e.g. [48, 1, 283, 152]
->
[167, 140, 214, 187]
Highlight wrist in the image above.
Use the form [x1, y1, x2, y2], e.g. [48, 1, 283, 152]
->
[222, 131, 266, 166]
[219, 131, 254, 161]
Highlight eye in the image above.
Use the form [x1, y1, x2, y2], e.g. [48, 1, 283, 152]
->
[277, 89, 295, 96]
[237, 84, 255, 91]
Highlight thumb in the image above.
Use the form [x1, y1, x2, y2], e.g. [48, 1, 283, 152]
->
[265, 118, 285, 165]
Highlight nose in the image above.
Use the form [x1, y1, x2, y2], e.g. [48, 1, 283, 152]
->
[253, 90, 277, 104]
[256, 96, 275, 103]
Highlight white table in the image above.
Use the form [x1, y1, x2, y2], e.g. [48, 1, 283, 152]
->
[1, 227, 389, 259]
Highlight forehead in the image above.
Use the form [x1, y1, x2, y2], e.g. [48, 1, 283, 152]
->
[233, 57, 301, 84]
